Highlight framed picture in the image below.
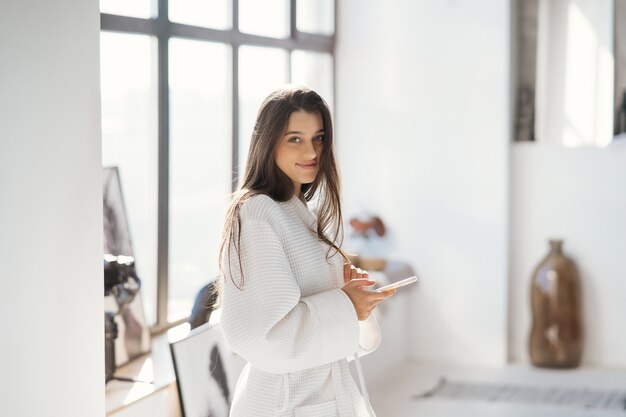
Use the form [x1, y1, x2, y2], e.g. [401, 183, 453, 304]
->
[170, 322, 246, 417]
[103, 166, 151, 366]
[103, 166, 133, 258]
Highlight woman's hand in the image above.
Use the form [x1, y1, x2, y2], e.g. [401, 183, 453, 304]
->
[341, 279, 396, 321]
[343, 263, 368, 283]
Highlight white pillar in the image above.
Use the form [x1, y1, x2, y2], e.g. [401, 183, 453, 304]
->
[0, 0, 104, 415]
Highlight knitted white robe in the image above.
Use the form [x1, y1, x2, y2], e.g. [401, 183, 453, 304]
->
[221, 193, 381, 417]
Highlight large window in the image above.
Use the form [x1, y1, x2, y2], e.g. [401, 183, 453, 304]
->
[100, 0, 335, 331]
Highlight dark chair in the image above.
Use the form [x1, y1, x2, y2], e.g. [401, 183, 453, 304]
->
[189, 279, 220, 330]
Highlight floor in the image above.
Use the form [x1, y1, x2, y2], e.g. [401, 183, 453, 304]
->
[367, 360, 626, 417]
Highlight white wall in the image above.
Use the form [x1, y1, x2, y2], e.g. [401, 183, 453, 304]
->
[336, 0, 511, 366]
[0, 0, 104, 416]
[509, 142, 626, 367]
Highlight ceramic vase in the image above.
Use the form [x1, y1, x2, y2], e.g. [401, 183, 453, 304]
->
[529, 239, 583, 368]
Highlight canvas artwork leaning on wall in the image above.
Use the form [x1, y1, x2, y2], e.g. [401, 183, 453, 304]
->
[170, 322, 246, 417]
[103, 166, 151, 370]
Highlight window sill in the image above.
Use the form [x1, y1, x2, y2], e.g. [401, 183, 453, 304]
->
[105, 326, 181, 416]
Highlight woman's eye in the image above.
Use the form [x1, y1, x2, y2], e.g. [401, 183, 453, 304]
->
[288, 137, 301, 143]
[314, 135, 325, 142]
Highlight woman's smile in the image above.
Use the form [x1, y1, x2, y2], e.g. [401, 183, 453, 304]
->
[296, 161, 318, 170]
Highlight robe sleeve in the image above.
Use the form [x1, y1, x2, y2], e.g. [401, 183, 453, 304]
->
[220, 219, 361, 374]
[350, 311, 382, 361]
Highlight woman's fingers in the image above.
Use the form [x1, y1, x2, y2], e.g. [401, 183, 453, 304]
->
[371, 291, 395, 302]
[343, 263, 351, 283]
[350, 265, 357, 280]
[342, 279, 395, 321]
[376, 288, 397, 298]
[343, 263, 370, 282]
[353, 265, 369, 278]
[347, 278, 375, 288]
[373, 289, 395, 302]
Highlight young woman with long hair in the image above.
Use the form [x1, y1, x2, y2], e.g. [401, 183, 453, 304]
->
[218, 85, 395, 417]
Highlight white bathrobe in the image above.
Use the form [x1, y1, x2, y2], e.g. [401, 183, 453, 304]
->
[220, 193, 381, 417]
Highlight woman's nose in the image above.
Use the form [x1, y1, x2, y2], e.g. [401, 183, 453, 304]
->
[302, 140, 318, 159]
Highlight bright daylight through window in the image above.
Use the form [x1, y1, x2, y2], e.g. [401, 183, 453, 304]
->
[100, 0, 335, 330]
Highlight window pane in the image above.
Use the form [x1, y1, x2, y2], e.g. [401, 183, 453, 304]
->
[291, 50, 334, 111]
[238, 46, 289, 177]
[169, 38, 232, 323]
[239, 0, 290, 38]
[297, 0, 334, 35]
[100, 0, 153, 18]
[100, 32, 158, 325]
[169, 0, 231, 30]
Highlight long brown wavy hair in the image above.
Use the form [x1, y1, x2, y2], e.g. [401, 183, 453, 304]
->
[218, 85, 347, 289]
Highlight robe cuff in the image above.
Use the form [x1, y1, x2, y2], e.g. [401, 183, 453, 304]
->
[302, 288, 360, 358]
[357, 310, 382, 354]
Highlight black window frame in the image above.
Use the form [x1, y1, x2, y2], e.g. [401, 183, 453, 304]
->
[101, 0, 336, 333]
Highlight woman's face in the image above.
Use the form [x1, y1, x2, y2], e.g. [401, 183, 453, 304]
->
[275, 110, 325, 196]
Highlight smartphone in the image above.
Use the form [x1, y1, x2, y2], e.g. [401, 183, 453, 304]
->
[375, 275, 418, 292]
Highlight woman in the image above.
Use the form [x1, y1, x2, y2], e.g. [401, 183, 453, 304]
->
[219, 86, 396, 417]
